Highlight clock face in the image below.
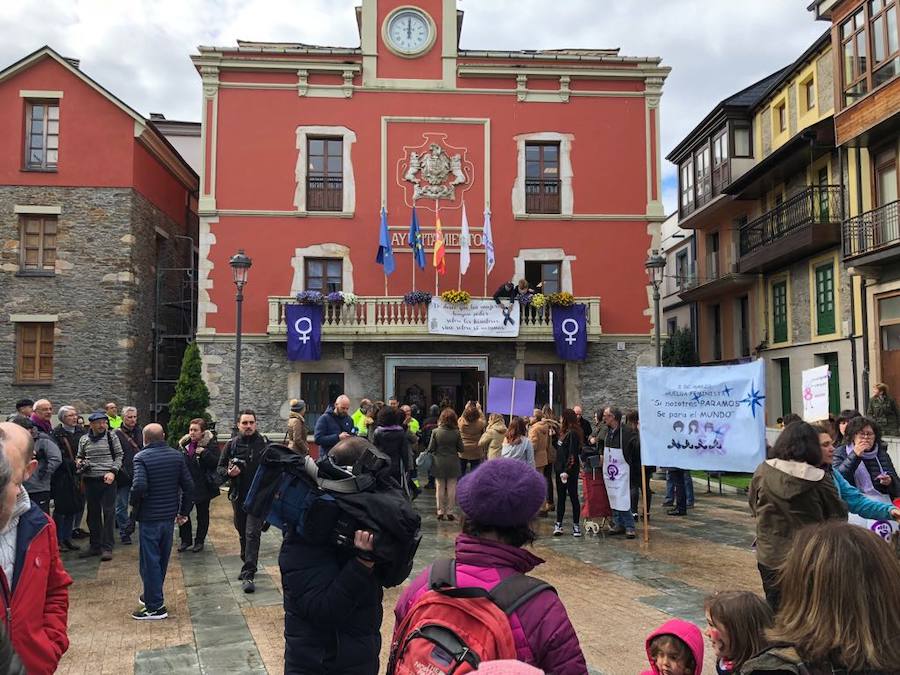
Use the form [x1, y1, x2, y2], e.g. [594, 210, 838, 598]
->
[386, 9, 433, 55]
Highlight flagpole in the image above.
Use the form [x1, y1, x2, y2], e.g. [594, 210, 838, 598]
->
[434, 199, 439, 296]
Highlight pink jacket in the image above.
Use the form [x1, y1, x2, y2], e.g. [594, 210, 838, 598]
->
[394, 534, 587, 675]
[641, 618, 705, 675]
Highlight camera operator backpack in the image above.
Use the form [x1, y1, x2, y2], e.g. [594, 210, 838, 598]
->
[388, 558, 555, 674]
[243, 442, 422, 587]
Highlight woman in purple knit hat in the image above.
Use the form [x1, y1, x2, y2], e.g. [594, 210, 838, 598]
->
[392, 459, 587, 674]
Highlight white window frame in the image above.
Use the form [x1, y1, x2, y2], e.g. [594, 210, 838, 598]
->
[293, 126, 357, 215]
[512, 132, 574, 217]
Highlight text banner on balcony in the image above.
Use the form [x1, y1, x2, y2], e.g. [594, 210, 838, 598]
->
[552, 303, 587, 361]
[427, 299, 520, 337]
[286, 304, 322, 361]
[637, 359, 766, 472]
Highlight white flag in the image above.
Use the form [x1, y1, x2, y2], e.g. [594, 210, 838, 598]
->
[460, 203, 471, 276]
[483, 209, 495, 274]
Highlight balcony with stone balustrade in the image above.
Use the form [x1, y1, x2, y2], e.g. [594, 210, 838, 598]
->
[266, 296, 602, 342]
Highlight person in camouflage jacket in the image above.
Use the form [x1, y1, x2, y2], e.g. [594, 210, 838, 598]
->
[866, 383, 900, 436]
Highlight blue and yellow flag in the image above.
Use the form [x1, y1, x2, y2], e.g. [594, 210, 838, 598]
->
[409, 207, 426, 270]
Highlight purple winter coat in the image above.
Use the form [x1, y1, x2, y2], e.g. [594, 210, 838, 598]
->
[393, 534, 587, 675]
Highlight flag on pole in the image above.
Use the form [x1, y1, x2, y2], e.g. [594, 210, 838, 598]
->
[375, 206, 395, 275]
[433, 209, 447, 276]
[483, 209, 495, 274]
[459, 202, 471, 276]
[409, 207, 426, 270]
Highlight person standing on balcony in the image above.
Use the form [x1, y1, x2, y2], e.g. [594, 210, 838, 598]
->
[492, 278, 534, 305]
[866, 383, 900, 436]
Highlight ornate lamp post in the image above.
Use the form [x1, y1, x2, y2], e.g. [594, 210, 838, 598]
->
[229, 249, 252, 436]
[645, 253, 666, 367]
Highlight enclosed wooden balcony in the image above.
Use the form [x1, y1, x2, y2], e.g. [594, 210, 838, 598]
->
[737, 186, 843, 274]
[266, 295, 602, 342]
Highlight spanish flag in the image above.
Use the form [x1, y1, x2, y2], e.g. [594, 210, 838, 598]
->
[433, 212, 447, 275]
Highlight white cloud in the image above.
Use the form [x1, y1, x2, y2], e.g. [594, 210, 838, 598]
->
[0, 1, 827, 211]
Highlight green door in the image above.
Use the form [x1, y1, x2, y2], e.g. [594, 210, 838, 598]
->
[779, 359, 792, 417]
[815, 262, 835, 335]
[822, 353, 840, 416]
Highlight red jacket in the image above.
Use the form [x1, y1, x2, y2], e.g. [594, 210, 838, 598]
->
[0, 504, 72, 675]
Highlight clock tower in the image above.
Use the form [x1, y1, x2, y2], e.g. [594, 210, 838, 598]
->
[359, 0, 459, 87]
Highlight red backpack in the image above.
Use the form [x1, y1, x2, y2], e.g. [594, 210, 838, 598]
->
[388, 558, 555, 674]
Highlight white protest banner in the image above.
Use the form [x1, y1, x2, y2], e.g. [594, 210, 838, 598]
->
[637, 360, 767, 472]
[801, 365, 830, 422]
[428, 298, 520, 337]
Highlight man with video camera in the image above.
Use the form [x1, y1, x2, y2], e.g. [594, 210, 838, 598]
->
[279, 436, 388, 675]
[217, 409, 268, 593]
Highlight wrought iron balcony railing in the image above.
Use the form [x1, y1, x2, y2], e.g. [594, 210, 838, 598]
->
[740, 186, 843, 256]
[842, 199, 900, 260]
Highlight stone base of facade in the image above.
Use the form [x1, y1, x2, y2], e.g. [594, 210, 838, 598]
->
[198, 336, 654, 433]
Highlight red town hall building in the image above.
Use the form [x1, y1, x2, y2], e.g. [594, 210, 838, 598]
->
[191, 0, 669, 430]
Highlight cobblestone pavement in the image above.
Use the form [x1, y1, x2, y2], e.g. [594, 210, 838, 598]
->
[56, 479, 761, 674]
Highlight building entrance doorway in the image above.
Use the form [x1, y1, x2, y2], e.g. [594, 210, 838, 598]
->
[383, 354, 489, 415]
[394, 367, 486, 413]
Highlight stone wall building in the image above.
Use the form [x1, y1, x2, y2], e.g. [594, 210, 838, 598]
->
[191, 0, 669, 433]
[0, 47, 198, 418]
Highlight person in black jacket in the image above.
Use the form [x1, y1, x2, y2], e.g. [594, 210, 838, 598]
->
[279, 436, 380, 675]
[492, 278, 533, 305]
[177, 419, 220, 552]
[130, 424, 193, 620]
[371, 406, 412, 489]
[114, 407, 143, 545]
[554, 408, 583, 537]
[51, 406, 84, 551]
[833, 415, 900, 501]
[217, 409, 269, 593]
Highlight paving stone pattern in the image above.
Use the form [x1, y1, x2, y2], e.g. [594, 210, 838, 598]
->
[57, 480, 762, 674]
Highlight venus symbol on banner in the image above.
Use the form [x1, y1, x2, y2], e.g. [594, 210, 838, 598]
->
[562, 319, 579, 345]
[294, 317, 313, 344]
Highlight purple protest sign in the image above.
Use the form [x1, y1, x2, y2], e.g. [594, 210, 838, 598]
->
[486, 377, 536, 417]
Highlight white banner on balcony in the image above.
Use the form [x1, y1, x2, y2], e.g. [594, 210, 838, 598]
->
[428, 298, 520, 337]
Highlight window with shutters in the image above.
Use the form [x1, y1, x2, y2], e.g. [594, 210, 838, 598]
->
[24, 101, 59, 170]
[16, 322, 54, 384]
[815, 262, 836, 335]
[18, 215, 57, 274]
[773, 280, 788, 343]
[301, 373, 344, 432]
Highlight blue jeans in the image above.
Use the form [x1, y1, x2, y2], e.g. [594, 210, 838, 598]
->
[666, 470, 695, 506]
[53, 511, 75, 543]
[613, 509, 635, 530]
[116, 485, 131, 536]
[139, 519, 174, 612]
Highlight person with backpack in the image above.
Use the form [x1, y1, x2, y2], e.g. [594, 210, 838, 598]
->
[76, 411, 123, 561]
[279, 436, 384, 675]
[51, 406, 84, 551]
[113, 406, 142, 545]
[391, 458, 587, 674]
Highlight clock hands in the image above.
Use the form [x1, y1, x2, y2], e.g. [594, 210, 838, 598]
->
[406, 18, 412, 40]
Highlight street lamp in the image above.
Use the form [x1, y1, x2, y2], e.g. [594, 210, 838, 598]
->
[229, 249, 252, 436]
[645, 252, 666, 367]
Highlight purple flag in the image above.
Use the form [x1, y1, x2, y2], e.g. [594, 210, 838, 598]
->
[552, 303, 587, 361]
[486, 377, 537, 417]
[286, 304, 322, 361]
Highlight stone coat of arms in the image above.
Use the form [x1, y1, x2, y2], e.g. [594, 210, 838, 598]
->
[404, 143, 467, 201]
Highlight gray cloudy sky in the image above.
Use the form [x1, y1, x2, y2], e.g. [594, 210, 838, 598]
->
[0, 1, 827, 210]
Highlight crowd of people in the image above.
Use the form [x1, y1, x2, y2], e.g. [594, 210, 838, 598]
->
[2, 391, 900, 674]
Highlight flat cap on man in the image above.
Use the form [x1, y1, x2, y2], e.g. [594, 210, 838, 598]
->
[88, 411, 109, 422]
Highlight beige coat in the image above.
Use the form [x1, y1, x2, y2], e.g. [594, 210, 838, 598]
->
[286, 411, 309, 456]
[479, 418, 507, 460]
[528, 419, 553, 469]
[458, 414, 486, 460]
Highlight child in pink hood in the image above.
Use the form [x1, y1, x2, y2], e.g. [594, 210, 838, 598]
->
[642, 618, 704, 675]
